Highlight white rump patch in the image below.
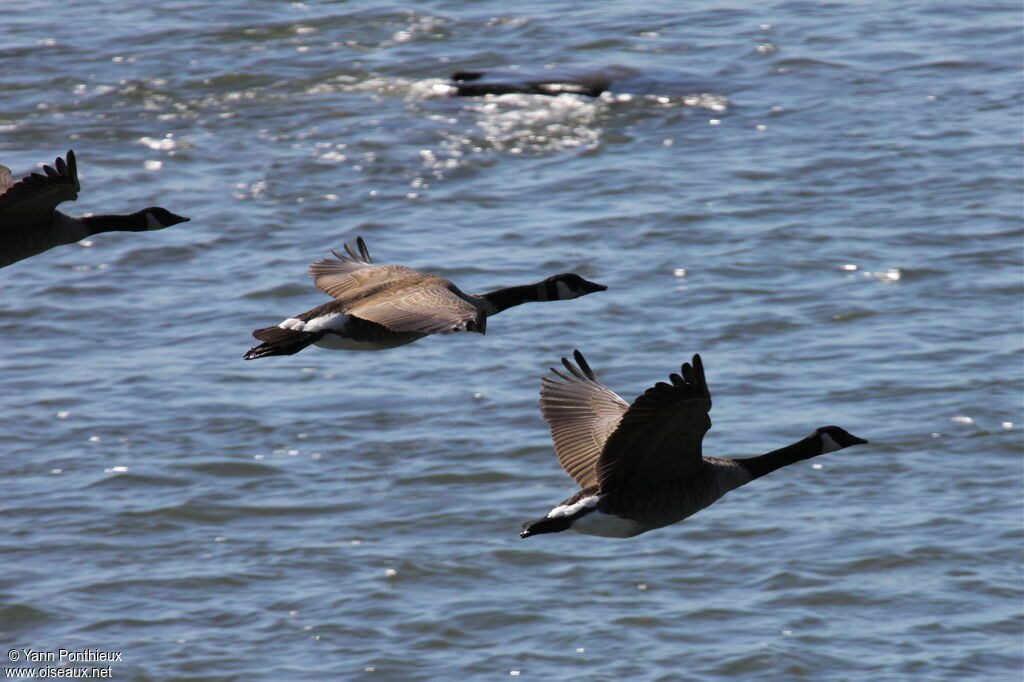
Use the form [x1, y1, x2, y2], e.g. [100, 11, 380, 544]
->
[546, 493, 645, 538]
[278, 312, 347, 333]
[301, 312, 348, 333]
[547, 495, 599, 518]
[278, 312, 413, 351]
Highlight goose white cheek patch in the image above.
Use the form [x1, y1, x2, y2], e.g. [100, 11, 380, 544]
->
[820, 432, 841, 453]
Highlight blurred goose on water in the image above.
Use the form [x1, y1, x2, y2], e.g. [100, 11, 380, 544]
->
[244, 237, 607, 359]
[521, 351, 868, 538]
[446, 65, 719, 99]
[0, 150, 189, 268]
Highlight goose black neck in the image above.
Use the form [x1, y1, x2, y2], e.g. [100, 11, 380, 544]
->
[80, 212, 147, 235]
[734, 436, 821, 480]
[481, 282, 542, 313]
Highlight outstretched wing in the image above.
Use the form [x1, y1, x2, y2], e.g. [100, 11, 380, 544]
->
[309, 237, 484, 335]
[596, 354, 712, 491]
[346, 283, 485, 334]
[539, 350, 630, 488]
[0, 150, 80, 216]
[308, 237, 420, 301]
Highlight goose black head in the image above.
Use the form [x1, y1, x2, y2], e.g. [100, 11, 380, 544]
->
[544, 273, 608, 300]
[814, 425, 869, 453]
[141, 206, 190, 230]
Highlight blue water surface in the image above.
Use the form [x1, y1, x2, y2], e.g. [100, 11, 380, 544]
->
[1, 1, 1021, 680]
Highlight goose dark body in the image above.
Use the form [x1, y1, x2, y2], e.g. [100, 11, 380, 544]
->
[521, 351, 868, 538]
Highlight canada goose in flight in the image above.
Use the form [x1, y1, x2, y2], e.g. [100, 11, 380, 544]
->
[521, 351, 868, 538]
[0, 150, 189, 268]
[244, 238, 607, 359]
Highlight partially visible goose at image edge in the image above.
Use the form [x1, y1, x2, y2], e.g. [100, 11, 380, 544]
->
[0, 150, 190, 268]
[244, 237, 607, 359]
[521, 351, 869, 539]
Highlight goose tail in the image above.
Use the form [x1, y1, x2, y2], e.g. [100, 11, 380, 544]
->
[519, 514, 573, 539]
[244, 327, 320, 360]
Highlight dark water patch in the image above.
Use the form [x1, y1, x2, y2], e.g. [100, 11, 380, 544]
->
[2, 0, 1020, 679]
[86, 471, 191, 489]
[0, 603, 54, 631]
[178, 461, 284, 477]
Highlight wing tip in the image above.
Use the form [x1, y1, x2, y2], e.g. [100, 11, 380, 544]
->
[572, 349, 591, 376]
[554, 349, 597, 383]
[314, 236, 373, 271]
[340, 236, 372, 264]
[356, 235, 371, 262]
[56, 150, 78, 185]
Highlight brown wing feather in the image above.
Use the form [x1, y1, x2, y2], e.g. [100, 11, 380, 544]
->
[306, 238, 484, 334]
[596, 354, 712, 492]
[0, 150, 80, 216]
[308, 237, 421, 301]
[539, 350, 630, 488]
[346, 284, 485, 334]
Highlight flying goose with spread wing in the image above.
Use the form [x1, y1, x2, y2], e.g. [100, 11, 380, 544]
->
[0, 150, 189, 268]
[244, 238, 607, 359]
[521, 351, 868, 538]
